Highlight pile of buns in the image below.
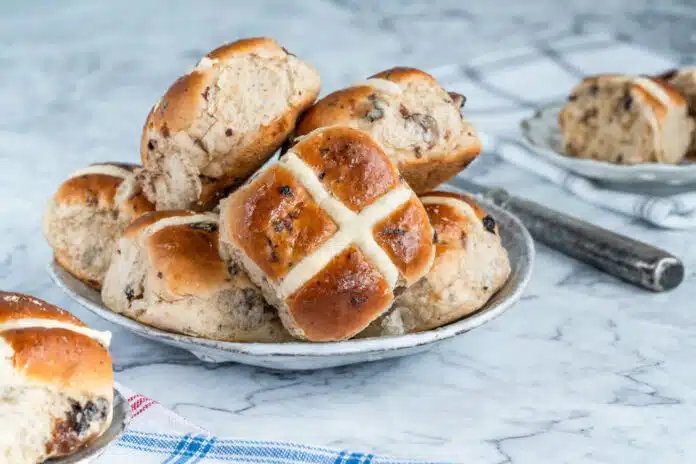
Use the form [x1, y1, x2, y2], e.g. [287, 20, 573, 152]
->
[43, 37, 511, 344]
[0, 291, 114, 463]
[559, 69, 696, 165]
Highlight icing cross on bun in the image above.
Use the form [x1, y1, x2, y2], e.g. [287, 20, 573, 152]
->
[138, 37, 321, 211]
[0, 291, 113, 464]
[43, 162, 154, 289]
[219, 126, 436, 342]
[294, 66, 482, 193]
[363, 191, 511, 336]
[101, 210, 290, 342]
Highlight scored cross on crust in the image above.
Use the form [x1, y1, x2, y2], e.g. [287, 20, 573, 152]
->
[219, 126, 435, 341]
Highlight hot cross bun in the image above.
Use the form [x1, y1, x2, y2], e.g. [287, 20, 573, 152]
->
[294, 67, 481, 193]
[101, 210, 290, 342]
[137, 37, 321, 211]
[43, 162, 154, 289]
[0, 292, 113, 464]
[219, 126, 436, 342]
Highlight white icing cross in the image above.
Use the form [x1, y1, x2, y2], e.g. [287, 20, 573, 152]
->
[139, 214, 219, 242]
[277, 152, 411, 298]
[68, 164, 133, 181]
[0, 318, 112, 348]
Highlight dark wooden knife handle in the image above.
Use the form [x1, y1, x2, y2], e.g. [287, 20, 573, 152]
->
[484, 188, 684, 292]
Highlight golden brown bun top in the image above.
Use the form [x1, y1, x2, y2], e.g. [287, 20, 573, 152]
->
[420, 192, 497, 259]
[369, 66, 439, 85]
[142, 70, 216, 137]
[294, 85, 373, 138]
[145, 219, 229, 297]
[0, 292, 113, 397]
[285, 246, 393, 341]
[221, 164, 338, 281]
[372, 195, 435, 284]
[122, 211, 228, 297]
[221, 127, 435, 341]
[56, 173, 122, 209]
[292, 127, 401, 211]
[54, 163, 154, 218]
[0, 291, 85, 326]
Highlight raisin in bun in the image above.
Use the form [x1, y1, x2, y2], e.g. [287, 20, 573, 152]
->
[101, 210, 290, 342]
[559, 74, 692, 164]
[657, 67, 696, 156]
[294, 67, 481, 193]
[219, 126, 436, 342]
[0, 292, 113, 464]
[362, 192, 510, 337]
[43, 162, 154, 289]
[138, 37, 321, 211]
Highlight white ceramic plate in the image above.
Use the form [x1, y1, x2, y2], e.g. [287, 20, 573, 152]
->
[520, 102, 696, 186]
[46, 388, 130, 464]
[48, 197, 534, 371]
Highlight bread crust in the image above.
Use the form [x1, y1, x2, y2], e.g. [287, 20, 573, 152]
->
[295, 66, 481, 193]
[146, 220, 230, 297]
[220, 126, 435, 341]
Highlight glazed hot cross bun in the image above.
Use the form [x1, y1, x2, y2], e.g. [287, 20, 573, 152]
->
[0, 292, 113, 464]
[363, 191, 510, 336]
[294, 66, 481, 193]
[219, 126, 436, 342]
[138, 37, 321, 211]
[101, 210, 290, 342]
[559, 74, 693, 164]
[43, 162, 154, 289]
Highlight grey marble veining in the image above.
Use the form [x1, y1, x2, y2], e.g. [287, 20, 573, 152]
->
[2, 1, 696, 462]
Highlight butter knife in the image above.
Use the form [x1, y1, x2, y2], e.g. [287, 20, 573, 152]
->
[448, 177, 684, 292]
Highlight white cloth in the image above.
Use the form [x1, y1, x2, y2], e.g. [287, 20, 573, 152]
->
[430, 33, 696, 229]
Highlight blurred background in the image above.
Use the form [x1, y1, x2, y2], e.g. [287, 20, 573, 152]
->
[3, 0, 696, 173]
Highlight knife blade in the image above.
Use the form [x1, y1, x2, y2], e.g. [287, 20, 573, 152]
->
[447, 177, 684, 292]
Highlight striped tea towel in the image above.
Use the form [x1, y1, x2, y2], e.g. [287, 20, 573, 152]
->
[430, 33, 696, 229]
[99, 384, 448, 464]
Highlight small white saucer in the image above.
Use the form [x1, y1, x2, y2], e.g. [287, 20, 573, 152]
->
[520, 102, 696, 186]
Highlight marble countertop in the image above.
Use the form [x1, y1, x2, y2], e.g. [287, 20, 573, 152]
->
[3, 1, 696, 462]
